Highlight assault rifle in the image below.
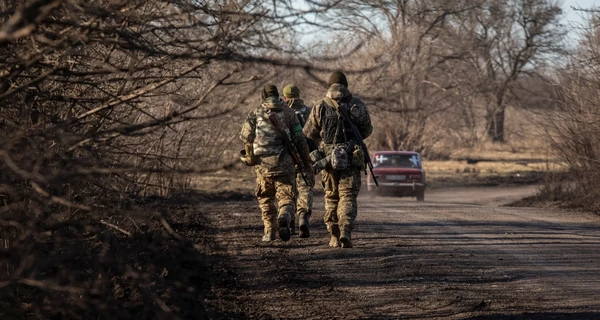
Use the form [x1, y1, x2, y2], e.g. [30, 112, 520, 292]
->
[267, 111, 310, 186]
[326, 98, 379, 187]
[295, 112, 318, 152]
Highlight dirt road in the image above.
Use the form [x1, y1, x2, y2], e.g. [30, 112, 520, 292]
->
[201, 186, 600, 319]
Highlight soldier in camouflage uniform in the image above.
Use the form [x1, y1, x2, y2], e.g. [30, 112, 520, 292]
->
[240, 84, 314, 242]
[303, 72, 373, 248]
[282, 84, 316, 238]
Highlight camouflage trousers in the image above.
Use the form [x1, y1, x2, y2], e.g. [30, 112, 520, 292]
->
[321, 168, 361, 234]
[255, 169, 296, 235]
[292, 170, 314, 226]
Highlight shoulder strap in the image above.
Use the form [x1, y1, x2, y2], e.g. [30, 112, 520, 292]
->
[324, 97, 336, 108]
[325, 97, 353, 124]
[324, 97, 347, 144]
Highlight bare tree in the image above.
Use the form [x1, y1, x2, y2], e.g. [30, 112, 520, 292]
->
[304, 0, 484, 156]
[458, 0, 564, 142]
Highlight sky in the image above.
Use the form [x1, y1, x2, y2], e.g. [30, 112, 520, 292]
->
[562, 0, 600, 44]
[563, 0, 600, 26]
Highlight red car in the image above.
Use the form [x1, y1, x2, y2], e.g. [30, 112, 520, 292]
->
[366, 151, 426, 201]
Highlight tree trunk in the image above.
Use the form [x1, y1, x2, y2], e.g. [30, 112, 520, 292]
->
[486, 107, 505, 142]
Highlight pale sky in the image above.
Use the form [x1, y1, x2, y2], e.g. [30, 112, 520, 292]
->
[562, 0, 600, 44]
[563, 0, 600, 26]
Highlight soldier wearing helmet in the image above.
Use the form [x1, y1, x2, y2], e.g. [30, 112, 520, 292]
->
[302, 72, 373, 248]
[240, 84, 314, 242]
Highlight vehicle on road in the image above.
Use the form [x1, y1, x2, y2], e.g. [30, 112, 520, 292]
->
[367, 151, 426, 201]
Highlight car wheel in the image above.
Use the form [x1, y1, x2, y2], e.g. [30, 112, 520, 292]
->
[416, 189, 425, 202]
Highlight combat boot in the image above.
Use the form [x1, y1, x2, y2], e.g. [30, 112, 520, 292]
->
[290, 218, 296, 235]
[339, 229, 353, 248]
[262, 226, 276, 242]
[277, 214, 291, 242]
[328, 224, 340, 248]
[262, 233, 276, 242]
[298, 211, 311, 238]
[329, 236, 340, 247]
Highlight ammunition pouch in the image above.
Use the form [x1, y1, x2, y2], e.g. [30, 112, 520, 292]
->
[320, 142, 364, 171]
[330, 144, 349, 170]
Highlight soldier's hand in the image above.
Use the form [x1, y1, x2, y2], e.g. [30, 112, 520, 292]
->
[239, 150, 257, 166]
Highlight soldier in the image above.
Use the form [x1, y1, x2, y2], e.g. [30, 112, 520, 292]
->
[282, 84, 317, 238]
[240, 84, 314, 242]
[303, 71, 373, 248]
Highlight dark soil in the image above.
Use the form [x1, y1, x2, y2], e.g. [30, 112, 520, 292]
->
[6, 181, 600, 319]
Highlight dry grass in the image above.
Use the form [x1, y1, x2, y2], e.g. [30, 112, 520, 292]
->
[423, 160, 564, 175]
[447, 107, 554, 161]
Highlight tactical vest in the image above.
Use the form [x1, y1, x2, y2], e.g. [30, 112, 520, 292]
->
[253, 109, 289, 156]
[321, 100, 356, 145]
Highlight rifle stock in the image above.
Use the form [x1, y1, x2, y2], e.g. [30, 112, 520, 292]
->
[267, 111, 310, 186]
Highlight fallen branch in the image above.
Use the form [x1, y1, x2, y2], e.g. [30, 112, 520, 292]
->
[100, 220, 131, 237]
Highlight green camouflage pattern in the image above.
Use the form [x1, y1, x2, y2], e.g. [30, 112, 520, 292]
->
[240, 96, 309, 176]
[302, 83, 373, 243]
[303, 84, 373, 145]
[321, 167, 361, 233]
[295, 169, 313, 217]
[288, 98, 314, 222]
[288, 98, 311, 123]
[241, 93, 314, 240]
[255, 168, 296, 237]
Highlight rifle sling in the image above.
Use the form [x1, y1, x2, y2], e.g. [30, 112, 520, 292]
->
[325, 97, 356, 144]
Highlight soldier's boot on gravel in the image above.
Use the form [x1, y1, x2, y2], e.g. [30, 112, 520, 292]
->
[329, 236, 340, 247]
[262, 226, 276, 242]
[339, 229, 353, 248]
[278, 214, 291, 242]
[328, 224, 340, 248]
[298, 210, 311, 238]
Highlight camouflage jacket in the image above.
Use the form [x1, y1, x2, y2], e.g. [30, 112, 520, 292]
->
[240, 97, 311, 176]
[287, 98, 311, 126]
[303, 84, 373, 152]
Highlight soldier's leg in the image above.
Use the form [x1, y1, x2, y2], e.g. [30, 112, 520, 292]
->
[337, 169, 362, 248]
[275, 173, 296, 242]
[296, 171, 314, 238]
[322, 169, 341, 247]
[255, 170, 277, 242]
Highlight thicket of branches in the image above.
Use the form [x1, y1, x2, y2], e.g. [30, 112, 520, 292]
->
[1, 0, 598, 317]
[278, 0, 564, 157]
[0, 0, 341, 318]
[541, 12, 600, 211]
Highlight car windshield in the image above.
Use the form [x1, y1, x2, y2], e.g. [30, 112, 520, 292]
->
[373, 154, 421, 168]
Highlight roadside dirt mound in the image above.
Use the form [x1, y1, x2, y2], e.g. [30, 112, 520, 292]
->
[0, 195, 225, 319]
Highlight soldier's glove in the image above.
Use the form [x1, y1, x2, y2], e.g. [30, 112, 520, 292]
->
[239, 148, 257, 166]
[309, 150, 323, 163]
[312, 155, 330, 173]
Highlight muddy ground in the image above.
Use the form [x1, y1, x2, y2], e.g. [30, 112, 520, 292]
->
[164, 182, 600, 320]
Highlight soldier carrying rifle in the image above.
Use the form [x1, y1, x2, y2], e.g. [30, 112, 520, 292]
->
[303, 71, 374, 248]
[282, 84, 317, 238]
[240, 84, 314, 242]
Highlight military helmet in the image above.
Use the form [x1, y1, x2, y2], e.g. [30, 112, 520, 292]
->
[261, 84, 279, 100]
[283, 84, 300, 98]
[328, 71, 348, 88]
